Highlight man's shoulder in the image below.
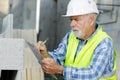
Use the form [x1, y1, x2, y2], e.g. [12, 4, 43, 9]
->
[97, 37, 113, 49]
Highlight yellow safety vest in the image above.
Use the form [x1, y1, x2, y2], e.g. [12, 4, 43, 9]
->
[64, 26, 117, 80]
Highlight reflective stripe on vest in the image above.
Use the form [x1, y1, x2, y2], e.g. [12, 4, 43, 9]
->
[64, 26, 117, 80]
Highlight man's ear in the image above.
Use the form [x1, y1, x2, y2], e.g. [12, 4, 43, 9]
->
[89, 14, 95, 26]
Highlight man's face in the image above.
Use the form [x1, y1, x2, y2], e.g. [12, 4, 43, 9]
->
[70, 14, 92, 39]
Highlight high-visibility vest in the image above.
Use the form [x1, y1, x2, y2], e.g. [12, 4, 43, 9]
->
[64, 26, 117, 80]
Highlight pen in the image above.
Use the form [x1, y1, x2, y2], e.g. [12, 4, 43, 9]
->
[43, 38, 49, 44]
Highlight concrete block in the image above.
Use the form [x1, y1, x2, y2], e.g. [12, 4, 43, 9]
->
[13, 29, 37, 44]
[0, 38, 44, 80]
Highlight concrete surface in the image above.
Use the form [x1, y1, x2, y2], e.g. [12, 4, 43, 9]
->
[0, 14, 13, 38]
[0, 38, 44, 80]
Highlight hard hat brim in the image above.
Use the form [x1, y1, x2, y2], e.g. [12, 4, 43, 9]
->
[62, 12, 99, 17]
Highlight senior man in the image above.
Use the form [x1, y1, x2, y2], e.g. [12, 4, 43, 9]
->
[36, 0, 117, 79]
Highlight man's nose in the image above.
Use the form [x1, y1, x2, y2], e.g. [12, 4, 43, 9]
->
[70, 20, 76, 28]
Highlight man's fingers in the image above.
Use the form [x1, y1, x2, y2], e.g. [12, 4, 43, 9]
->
[35, 41, 45, 51]
[41, 58, 53, 65]
[42, 65, 55, 74]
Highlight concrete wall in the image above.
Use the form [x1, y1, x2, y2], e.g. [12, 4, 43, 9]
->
[0, 0, 38, 43]
[0, 0, 37, 29]
[56, 0, 70, 47]
[38, 0, 57, 50]
[10, 0, 37, 29]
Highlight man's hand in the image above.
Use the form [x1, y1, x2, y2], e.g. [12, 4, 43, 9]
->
[35, 41, 50, 58]
[41, 58, 64, 74]
[36, 41, 64, 74]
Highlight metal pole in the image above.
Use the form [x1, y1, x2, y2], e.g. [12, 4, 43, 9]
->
[36, 0, 40, 34]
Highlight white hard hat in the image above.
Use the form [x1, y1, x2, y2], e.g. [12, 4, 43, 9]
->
[63, 0, 99, 17]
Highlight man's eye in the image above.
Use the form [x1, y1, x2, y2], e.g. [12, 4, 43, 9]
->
[75, 19, 79, 21]
[75, 19, 80, 21]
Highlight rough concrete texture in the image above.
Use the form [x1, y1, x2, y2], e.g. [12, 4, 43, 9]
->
[13, 29, 37, 44]
[0, 38, 44, 80]
[0, 14, 37, 44]
[0, 38, 24, 70]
